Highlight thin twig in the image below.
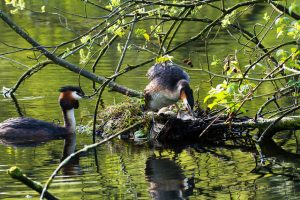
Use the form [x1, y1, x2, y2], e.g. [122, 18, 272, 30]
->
[113, 15, 137, 82]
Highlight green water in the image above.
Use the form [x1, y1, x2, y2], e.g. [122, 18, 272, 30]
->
[0, 1, 300, 199]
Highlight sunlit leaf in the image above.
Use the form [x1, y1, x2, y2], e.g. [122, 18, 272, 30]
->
[2, 86, 11, 98]
[211, 56, 221, 66]
[105, 4, 112, 10]
[111, 0, 120, 7]
[143, 33, 150, 41]
[276, 49, 286, 57]
[288, 3, 297, 14]
[263, 12, 270, 21]
[135, 28, 146, 37]
[80, 34, 91, 44]
[10, 8, 19, 14]
[275, 17, 282, 26]
[208, 102, 218, 109]
[79, 49, 91, 64]
[117, 43, 122, 53]
[156, 55, 173, 63]
[203, 94, 212, 103]
[41, 5, 45, 13]
[114, 27, 125, 37]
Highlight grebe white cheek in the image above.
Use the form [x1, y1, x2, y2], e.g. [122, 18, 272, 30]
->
[71, 91, 83, 100]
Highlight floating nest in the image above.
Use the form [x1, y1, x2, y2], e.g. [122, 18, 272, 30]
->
[96, 98, 150, 138]
[92, 98, 254, 147]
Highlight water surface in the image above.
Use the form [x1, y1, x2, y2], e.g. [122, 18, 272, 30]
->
[0, 1, 300, 199]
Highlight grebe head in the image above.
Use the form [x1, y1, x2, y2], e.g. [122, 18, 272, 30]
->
[178, 80, 194, 116]
[58, 86, 85, 110]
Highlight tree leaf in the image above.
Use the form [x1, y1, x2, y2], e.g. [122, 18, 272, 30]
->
[143, 33, 150, 41]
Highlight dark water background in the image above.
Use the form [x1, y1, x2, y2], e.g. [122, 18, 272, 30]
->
[0, 1, 300, 199]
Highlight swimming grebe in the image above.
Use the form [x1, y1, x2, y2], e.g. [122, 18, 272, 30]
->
[0, 86, 85, 144]
[144, 62, 194, 116]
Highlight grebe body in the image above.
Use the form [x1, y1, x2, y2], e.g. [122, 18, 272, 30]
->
[0, 86, 84, 144]
[144, 62, 194, 115]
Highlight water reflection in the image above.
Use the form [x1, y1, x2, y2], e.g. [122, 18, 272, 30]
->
[145, 156, 194, 200]
[10, 94, 24, 117]
[249, 138, 300, 200]
[60, 133, 83, 175]
[259, 138, 300, 161]
[0, 127, 83, 176]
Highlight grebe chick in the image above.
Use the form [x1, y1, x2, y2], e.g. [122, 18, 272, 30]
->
[144, 62, 194, 116]
[0, 86, 85, 144]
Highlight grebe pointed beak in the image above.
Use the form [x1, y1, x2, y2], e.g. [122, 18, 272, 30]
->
[70, 89, 87, 100]
[183, 97, 195, 117]
[180, 89, 195, 117]
[81, 95, 90, 99]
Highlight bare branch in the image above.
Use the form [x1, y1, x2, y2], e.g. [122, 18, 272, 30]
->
[0, 9, 142, 97]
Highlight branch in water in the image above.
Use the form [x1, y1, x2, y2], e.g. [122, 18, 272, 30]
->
[7, 166, 58, 200]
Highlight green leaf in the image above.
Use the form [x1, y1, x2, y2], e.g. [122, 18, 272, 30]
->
[211, 56, 221, 66]
[41, 5, 45, 13]
[276, 49, 287, 57]
[111, 0, 120, 7]
[135, 28, 146, 37]
[143, 33, 150, 41]
[156, 55, 173, 63]
[208, 102, 218, 109]
[275, 17, 282, 26]
[114, 27, 125, 37]
[203, 94, 213, 103]
[263, 12, 270, 21]
[79, 49, 91, 64]
[289, 3, 296, 14]
[117, 43, 122, 53]
[134, 129, 147, 139]
[226, 83, 238, 94]
[80, 34, 91, 44]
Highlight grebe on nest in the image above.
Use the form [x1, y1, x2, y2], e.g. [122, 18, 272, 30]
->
[144, 62, 194, 117]
[0, 86, 85, 144]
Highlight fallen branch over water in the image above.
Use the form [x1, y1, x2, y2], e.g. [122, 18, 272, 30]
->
[150, 114, 300, 143]
[7, 167, 58, 200]
[89, 99, 300, 144]
[0, 10, 142, 98]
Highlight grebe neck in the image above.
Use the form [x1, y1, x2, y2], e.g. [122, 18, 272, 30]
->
[62, 109, 76, 133]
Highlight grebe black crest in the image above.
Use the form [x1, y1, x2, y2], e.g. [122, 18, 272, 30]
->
[59, 86, 84, 110]
[0, 86, 85, 145]
[144, 62, 194, 116]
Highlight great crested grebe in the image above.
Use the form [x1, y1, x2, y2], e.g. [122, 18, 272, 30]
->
[144, 62, 194, 116]
[0, 86, 85, 144]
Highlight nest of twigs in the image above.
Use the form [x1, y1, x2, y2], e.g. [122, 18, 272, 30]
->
[96, 98, 149, 138]
[93, 98, 253, 147]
